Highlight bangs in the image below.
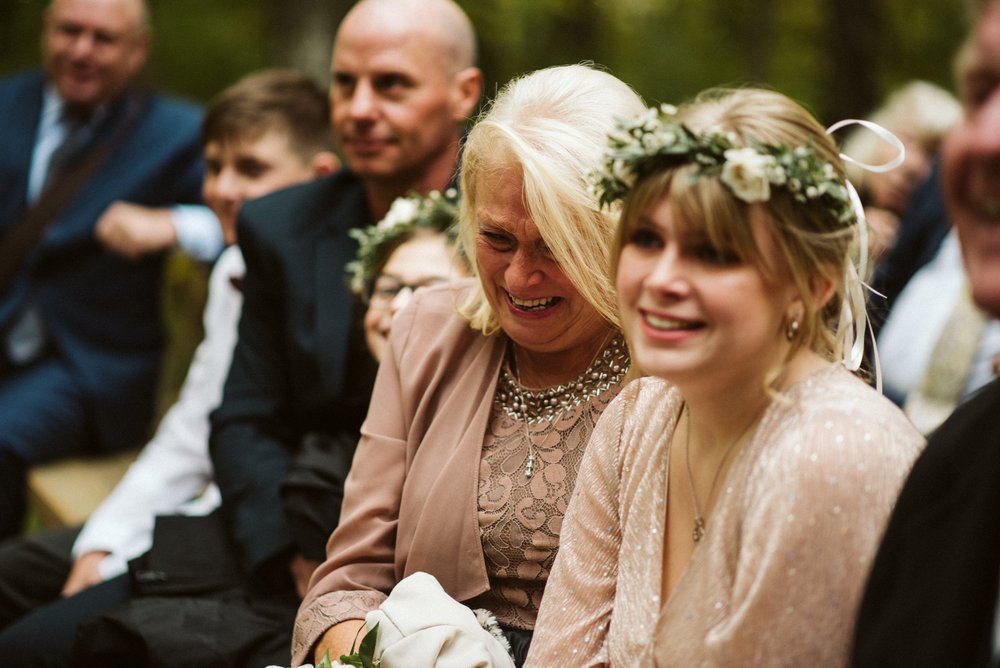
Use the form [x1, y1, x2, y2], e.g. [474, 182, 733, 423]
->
[671, 165, 760, 266]
[620, 166, 778, 279]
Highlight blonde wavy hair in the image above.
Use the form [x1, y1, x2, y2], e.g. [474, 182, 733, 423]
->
[611, 88, 865, 378]
[457, 64, 646, 335]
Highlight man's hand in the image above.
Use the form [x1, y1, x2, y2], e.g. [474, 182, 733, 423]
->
[95, 201, 178, 259]
[61, 550, 110, 597]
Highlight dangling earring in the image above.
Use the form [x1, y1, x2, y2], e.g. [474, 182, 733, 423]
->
[785, 318, 800, 341]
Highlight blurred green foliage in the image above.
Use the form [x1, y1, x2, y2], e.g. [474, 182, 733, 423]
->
[1, 0, 969, 121]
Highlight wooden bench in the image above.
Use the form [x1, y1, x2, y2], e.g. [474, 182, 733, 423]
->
[27, 449, 140, 528]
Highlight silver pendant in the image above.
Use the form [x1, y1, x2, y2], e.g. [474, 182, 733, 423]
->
[525, 448, 536, 478]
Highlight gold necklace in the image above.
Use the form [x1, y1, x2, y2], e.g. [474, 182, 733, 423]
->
[510, 331, 620, 478]
[682, 403, 764, 544]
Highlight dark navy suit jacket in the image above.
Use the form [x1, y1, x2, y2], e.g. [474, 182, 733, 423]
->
[209, 171, 377, 584]
[0, 71, 204, 451]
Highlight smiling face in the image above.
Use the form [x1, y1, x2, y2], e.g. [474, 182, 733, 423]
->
[363, 232, 461, 362]
[43, 0, 149, 111]
[616, 192, 798, 391]
[474, 168, 608, 357]
[943, 0, 1000, 316]
[202, 130, 319, 245]
[329, 3, 479, 190]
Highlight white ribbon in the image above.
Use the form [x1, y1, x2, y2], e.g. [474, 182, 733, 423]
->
[824, 118, 905, 393]
[827, 118, 906, 173]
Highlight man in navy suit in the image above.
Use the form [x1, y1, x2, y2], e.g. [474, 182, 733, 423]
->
[209, 0, 482, 610]
[0, 0, 207, 538]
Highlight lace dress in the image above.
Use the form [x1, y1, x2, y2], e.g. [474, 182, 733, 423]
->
[527, 364, 924, 667]
[467, 335, 630, 630]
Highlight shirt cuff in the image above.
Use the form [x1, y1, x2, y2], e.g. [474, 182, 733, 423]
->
[172, 205, 224, 262]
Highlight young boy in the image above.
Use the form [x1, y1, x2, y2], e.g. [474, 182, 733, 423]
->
[0, 68, 337, 666]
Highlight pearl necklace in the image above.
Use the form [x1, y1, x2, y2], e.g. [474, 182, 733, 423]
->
[500, 333, 628, 478]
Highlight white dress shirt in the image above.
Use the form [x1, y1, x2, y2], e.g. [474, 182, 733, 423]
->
[879, 228, 1000, 403]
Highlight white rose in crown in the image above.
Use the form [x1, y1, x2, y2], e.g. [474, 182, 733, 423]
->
[380, 197, 421, 230]
[720, 147, 776, 203]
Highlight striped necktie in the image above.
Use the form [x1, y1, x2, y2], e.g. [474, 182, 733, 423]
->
[42, 107, 92, 192]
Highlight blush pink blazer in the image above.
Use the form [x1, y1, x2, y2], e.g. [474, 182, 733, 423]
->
[293, 279, 507, 662]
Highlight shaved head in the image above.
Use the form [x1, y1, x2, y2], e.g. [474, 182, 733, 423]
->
[329, 0, 482, 215]
[337, 0, 477, 75]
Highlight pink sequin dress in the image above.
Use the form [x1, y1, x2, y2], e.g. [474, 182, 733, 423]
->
[527, 364, 924, 667]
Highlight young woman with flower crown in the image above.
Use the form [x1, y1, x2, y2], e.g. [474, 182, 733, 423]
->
[525, 88, 925, 667]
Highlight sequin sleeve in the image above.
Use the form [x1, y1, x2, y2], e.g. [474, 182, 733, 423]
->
[525, 382, 634, 667]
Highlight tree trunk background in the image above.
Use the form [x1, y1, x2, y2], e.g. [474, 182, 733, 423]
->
[269, 0, 353, 86]
[823, 0, 883, 121]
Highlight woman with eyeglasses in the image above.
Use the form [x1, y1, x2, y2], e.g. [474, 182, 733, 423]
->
[350, 189, 468, 364]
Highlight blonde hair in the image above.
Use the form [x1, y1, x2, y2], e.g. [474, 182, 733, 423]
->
[458, 64, 646, 334]
[612, 88, 862, 373]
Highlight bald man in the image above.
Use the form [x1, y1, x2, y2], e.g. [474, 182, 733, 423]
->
[210, 0, 479, 581]
[208, 0, 480, 587]
[0, 0, 209, 539]
[853, 1, 1000, 665]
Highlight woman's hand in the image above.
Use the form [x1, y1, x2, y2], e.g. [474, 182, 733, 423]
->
[61, 550, 110, 597]
[314, 619, 368, 664]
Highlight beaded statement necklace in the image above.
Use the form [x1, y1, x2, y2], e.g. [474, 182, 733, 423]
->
[497, 334, 629, 478]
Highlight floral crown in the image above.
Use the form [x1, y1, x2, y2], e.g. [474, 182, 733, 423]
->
[590, 104, 855, 226]
[346, 188, 460, 295]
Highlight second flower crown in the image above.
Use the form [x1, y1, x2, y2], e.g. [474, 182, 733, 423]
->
[346, 188, 461, 295]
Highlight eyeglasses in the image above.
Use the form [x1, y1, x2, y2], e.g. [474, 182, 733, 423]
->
[365, 275, 448, 307]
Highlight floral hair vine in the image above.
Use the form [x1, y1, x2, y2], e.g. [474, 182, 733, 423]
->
[346, 188, 460, 295]
[590, 104, 858, 226]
